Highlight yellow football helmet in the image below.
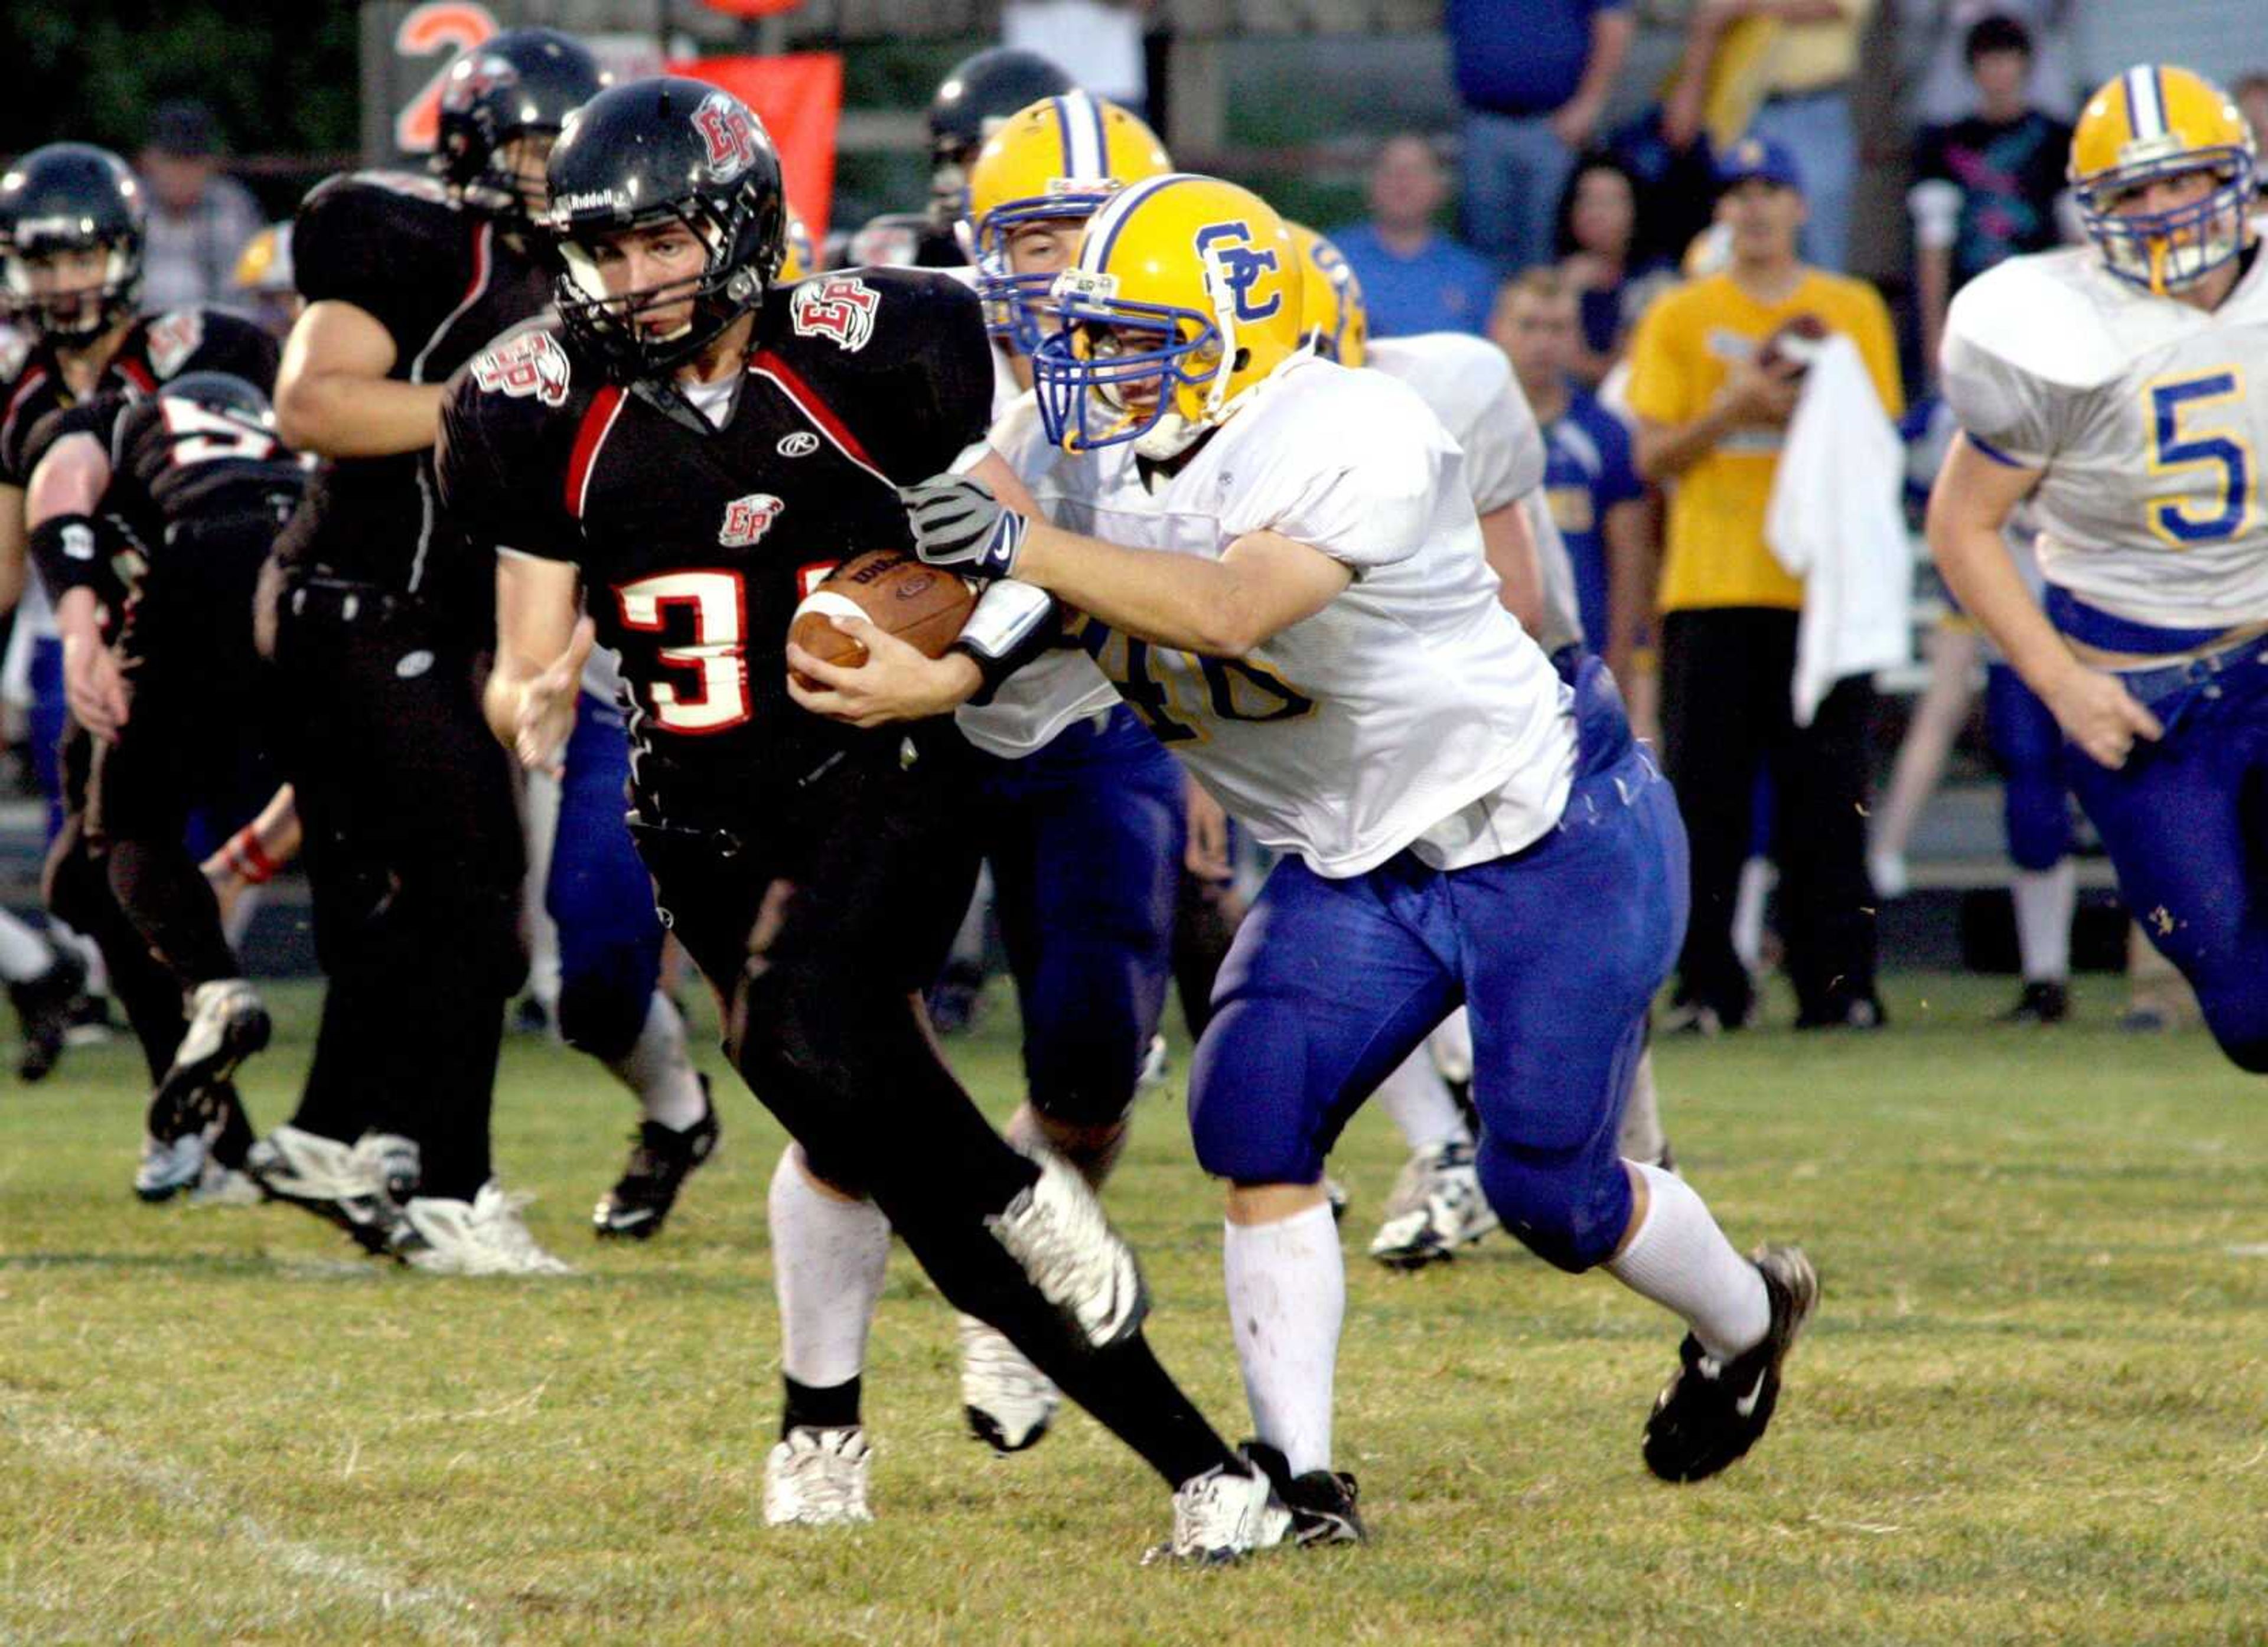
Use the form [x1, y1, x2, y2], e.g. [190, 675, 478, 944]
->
[964, 91, 1170, 350]
[1286, 223, 1367, 368]
[779, 207, 814, 282]
[2070, 64, 2256, 293]
[1034, 173, 1303, 455]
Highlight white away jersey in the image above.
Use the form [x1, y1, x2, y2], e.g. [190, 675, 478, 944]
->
[1940, 237, 2268, 630]
[1364, 332, 1543, 514]
[955, 389, 1122, 758]
[1033, 353, 1576, 879]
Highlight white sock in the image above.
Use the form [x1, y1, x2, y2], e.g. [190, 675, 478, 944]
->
[1428, 1008, 1473, 1085]
[1615, 1049, 1667, 1166]
[519, 766, 563, 1014]
[1607, 1162, 1770, 1361]
[0, 908, 53, 983]
[2012, 860, 2075, 983]
[48, 921, 105, 996]
[220, 883, 261, 955]
[767, 1146, 891, 1390]
[1374, 1046, 1470, 1153]
[612, 990, 707, 1131]
[1731, 856, 1776, 975]
[1223, 1201, 1344, 1476]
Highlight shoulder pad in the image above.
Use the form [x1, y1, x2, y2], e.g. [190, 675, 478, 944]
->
[1945, 250, 2161, 390]
[455, 319, 589, 419]
[772, 267, 983, 371]
[302, 169, 455, 218]
[1366, 332, 1515, 433]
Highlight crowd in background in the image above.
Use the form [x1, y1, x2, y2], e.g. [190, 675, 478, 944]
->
[29, 1, 2265, 1032]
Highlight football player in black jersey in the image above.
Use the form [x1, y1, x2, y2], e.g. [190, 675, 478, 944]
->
[246, 28, 634, 1273]
[0, 142, 278, 1176]
[844, 46, 1073, 269]
[21, 373, 303, 1197]
[439, 78, 1287, 1561]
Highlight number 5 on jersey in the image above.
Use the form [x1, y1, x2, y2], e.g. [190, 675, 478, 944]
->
[2146, 370, 2257, 547]
[617, 570, 750, 732]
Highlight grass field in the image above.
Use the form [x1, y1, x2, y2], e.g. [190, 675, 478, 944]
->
[4, 972, 2265, 1645]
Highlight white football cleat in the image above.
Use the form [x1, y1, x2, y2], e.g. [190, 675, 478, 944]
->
[764, 1426, 874, 1527]
[958, 1315, 1059, 1453]
[1144, 1456, 1292, 1566]
[389, 1181, 574, 1277]
[985, 1150, 1148, 1348]
[133, 1131, 206, 1202]
[246, 1125, 419, 1252]
[1367, 1140, 1497, 1269]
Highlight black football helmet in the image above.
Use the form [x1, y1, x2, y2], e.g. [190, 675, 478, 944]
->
[543, 77, 787, 380]
[163, 370, 275, 427]
[434, 27, 608, 223]
[926, 47, 1073, 227]
[0, 143, 146, 349]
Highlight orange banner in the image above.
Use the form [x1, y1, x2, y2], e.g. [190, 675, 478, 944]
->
[666, 54, 843, 246]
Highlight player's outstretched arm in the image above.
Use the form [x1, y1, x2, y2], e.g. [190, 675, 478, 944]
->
[275, 301, 448, 459]
[486, 552, 591, 775]
[1926, 433, 2161, 771]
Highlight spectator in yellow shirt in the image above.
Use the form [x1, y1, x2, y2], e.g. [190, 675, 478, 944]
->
[1625, 133, 1901, 1034]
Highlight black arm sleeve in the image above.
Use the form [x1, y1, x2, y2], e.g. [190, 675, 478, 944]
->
[293, 173, 461, 357]
[435, 355, 581, 565]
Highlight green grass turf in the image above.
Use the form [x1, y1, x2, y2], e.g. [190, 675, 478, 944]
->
[3, 973, 2264, 1645]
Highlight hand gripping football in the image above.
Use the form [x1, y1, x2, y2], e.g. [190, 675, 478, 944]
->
[788, 549, 977, 671]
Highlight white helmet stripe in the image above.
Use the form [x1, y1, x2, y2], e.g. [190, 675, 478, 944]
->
[1057, 90, 1104, 178]
[2125, 63, 2167, 141]
[1077, 171, 1195, 272]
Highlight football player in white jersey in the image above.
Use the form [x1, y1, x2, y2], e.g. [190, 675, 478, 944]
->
[1291, 224, 1676, 1267]
[1930, 64, 2268, 1075]
[799, 174, 1818, 1540]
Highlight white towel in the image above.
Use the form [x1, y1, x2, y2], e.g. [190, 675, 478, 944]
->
[1766, 334, 1912, 725]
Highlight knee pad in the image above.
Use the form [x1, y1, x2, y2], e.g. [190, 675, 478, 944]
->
[1475, 1141, 1632, 1274]
[2197, 987, 2268, 1075]
[1186, 996, 1329, 1187]
[1024, 1015, 1142, 1129]
[2004, 784, 2070, 873]
[553, 966, 650, 1062]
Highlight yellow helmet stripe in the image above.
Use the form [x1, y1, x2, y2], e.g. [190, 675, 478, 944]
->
[2124, 63, 2168, 141]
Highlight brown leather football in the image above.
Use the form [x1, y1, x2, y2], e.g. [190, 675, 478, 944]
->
[787, 549, 976, 672]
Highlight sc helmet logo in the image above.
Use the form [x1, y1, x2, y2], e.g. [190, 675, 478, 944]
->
[1194, 221, 1282, 324]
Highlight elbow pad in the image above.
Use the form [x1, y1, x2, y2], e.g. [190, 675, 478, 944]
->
[26, 513, 113, 604]
[950, 578, 1060, 706]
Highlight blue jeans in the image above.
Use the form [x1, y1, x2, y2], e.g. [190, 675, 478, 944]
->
[1460, 107, 1576, 274]
[2065, 641, 2268, 1072]
[973, 705, 1187, 1127]
[547, 691, 666, 1061]
[1749, 89, 1856, 272]
[1187, 658, 1687, 1270]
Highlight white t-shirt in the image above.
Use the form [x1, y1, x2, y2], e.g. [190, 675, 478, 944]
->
[1031, 353, 1575, 879]
[1941, 234, 2268, 631]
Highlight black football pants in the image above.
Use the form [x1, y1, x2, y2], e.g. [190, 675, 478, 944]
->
[1658, 606, 1879, 1025]
[635, 739, 1233, 1490]
[267, 571, 526, 1200]
[86, 510, 279, 996]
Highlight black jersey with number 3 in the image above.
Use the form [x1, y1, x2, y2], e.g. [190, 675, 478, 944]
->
[436, 268, 993, 809]
[275, 169, 550, 602]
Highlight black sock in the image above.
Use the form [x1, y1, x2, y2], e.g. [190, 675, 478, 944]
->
[783, 1374, 862, 1437]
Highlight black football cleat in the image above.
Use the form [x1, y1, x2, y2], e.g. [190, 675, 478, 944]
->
[593, 1081, 721, 1240]
[1242, 1439, 1367, 1546]
[1643, 1244, 1819, 1484]
[2000, 979, 2070, 1025]
[9, 947, 84, 1082]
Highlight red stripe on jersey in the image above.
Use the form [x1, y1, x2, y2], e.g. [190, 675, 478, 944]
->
[1, 365, 50, 453]
[748, 348, 879, 473]
[565, 384, 626, 519]
[462, 221, 493, 311]
[119, 359, 158, 394]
